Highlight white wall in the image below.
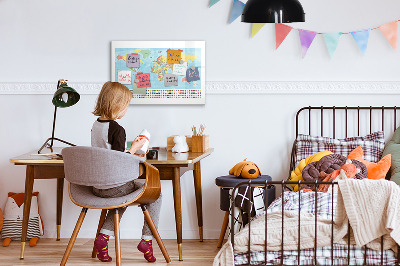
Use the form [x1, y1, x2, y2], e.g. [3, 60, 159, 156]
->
[1, 0, 400, 240]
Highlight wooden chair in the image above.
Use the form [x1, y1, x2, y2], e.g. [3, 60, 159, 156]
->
[60, 146, 171, 265]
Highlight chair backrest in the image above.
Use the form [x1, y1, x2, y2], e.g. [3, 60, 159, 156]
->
[62, 146, 145, 187]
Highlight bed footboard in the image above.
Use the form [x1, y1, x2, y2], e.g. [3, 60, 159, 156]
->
[230, 180, 400, 266]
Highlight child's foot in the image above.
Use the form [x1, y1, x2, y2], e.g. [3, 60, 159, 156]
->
[137, 239, 156, 262]
[94, 233, 112, 262]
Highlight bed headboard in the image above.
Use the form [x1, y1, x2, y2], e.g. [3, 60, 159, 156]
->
[290, 106, 400, 179]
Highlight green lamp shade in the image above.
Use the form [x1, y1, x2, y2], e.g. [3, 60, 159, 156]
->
[52, 84, 80, 108]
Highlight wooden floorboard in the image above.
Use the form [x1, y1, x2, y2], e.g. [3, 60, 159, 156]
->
[0, 239, 221, 265]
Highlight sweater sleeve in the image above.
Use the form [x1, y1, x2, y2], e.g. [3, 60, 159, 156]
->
[108, 121, 126, 152]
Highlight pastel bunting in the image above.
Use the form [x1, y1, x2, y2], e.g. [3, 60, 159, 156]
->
[298, 29, 317, 58]
[209, 0, 220, 7]
[251, 23, 266, 38]
[275, 23, 293, 49]
[351, 29, 370, 55]
[323, 33, 341, 58]
[229, 0, 245, 24]
[378, 21, 398, 50]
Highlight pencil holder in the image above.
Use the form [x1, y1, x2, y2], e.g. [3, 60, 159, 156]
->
[191, 135, 209, 153]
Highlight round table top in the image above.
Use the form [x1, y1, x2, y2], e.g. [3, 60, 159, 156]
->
[215, 175, 272, 188]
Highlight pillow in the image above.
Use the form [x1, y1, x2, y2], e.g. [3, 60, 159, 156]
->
[382, 126, 400, 184]
[348, 146, 391, 180]
[295, 131, 385, 166]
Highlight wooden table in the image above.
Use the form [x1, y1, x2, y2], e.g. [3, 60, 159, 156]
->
[10, 147, 213, 261]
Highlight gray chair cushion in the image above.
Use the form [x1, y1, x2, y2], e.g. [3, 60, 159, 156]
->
[62, 146, 145, 188]
[69, 180, 145, 208]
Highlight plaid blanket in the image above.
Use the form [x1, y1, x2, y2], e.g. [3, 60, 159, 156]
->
[234, 191, 397, 265]
[234, 244, 397, 265]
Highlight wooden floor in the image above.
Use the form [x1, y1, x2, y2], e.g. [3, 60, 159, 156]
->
[0, 239, 221, 265]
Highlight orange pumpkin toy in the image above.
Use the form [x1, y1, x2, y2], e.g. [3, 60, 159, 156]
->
[317, 162, 359, 192]
[229, 159, 261, 179]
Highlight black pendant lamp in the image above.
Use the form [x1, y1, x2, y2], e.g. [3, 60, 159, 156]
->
[242, 0, 305, 23]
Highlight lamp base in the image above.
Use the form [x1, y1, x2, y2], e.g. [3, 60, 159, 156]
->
[38, 137, 76, 154]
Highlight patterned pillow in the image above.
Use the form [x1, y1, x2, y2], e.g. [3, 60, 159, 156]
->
[294, 131, 385, 166]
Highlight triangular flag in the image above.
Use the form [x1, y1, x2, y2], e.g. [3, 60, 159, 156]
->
[229, 0, 245, 24]
[351, 29, 370, 55]
[275, 23, 293, 49]
[298, 29, 317, 58]
[209, 0, 220, 7]
[323, 33, 341, 58]
[378, 21, 398, 50]
[251, 23, 266, 38]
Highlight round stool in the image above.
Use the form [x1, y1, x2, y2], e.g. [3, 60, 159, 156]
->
[215, 175, 275, 248]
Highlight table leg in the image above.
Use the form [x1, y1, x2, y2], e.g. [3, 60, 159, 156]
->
[20, 165, 35, 259]
[172, 167, 183, 261]
[56, 178, 64, 241]
[193, 161, 203, 242]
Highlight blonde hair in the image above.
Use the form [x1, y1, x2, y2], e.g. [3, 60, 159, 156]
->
[93, 82, 132, 120]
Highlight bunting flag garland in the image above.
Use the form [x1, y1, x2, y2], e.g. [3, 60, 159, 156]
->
[209, 0, 220, 7]
[351, 29, 370, 55]
[378, 21, 398, 50]
[323, 33, 341, 58]
[211, 4, 400, 57]
[251, 23, 266, 38]
[298, 30, 317, 58]
[229, 0, 245, 24]
[275, 23, 293, 49]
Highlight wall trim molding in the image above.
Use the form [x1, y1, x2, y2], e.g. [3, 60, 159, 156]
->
[1, 81, 400, 95]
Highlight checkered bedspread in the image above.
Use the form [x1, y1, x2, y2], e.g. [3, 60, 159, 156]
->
[234, 191, 397, 265]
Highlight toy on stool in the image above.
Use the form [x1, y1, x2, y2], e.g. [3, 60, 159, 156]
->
[229, 159, 261, 179]
[1, 192, 44, 247]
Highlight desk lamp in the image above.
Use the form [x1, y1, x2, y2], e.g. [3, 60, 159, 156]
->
[38, 79, 80, 154]
[242, 0, 305, 23]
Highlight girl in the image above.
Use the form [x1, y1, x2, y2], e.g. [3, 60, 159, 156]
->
[91, 81, 162, 263]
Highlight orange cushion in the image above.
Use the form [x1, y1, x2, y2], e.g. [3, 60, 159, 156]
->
[348, 146, 391, 180]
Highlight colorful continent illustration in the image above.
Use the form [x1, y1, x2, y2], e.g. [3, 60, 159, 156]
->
[151, 56, 173, 82]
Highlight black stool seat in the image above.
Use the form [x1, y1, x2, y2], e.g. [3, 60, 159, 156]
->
[215, 175, 272, 188]
[214, 174, 275, 248]
[215, 175, 274, 212]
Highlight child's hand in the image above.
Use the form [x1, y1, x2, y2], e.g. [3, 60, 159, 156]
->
[134, 149, 149, 157]
[129, 137, 147, 155]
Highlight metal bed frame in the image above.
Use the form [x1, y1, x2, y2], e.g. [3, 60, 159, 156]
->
[230, 106, 400, 266]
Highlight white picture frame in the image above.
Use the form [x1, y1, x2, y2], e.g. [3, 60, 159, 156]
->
[111, 41, 206, 104]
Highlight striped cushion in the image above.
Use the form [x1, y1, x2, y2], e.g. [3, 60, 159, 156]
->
[1, 217, 40, 240]
[295, 131, 385, 166]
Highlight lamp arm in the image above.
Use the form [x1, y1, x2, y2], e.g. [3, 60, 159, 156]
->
[50, 105, 57, 148]
[50, 79, 61, 148]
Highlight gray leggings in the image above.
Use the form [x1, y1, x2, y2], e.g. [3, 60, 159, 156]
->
[92, 180, 162, 240]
